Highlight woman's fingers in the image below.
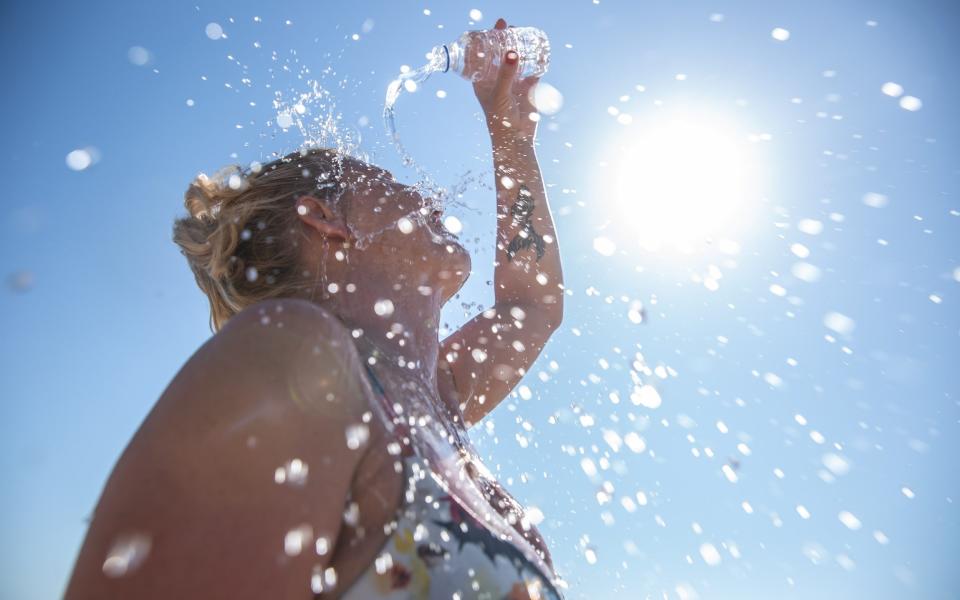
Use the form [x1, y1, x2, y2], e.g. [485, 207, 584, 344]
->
[492, 50, 520, 108]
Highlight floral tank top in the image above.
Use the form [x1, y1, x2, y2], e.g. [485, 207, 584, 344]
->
[331, 363, 565, 600]
[341, 455, 562, 600]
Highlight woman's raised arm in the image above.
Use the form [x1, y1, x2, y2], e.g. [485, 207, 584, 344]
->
[440, 18, 564, 427]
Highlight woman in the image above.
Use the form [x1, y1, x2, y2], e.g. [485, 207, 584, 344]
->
[65, 17, 564, 600]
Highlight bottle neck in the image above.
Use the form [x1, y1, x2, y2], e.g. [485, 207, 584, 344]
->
[442, 40, 463, 75]
[441, 44, 451, 73]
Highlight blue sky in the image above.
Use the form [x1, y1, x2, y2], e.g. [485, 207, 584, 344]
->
[1, 1, 958, 598]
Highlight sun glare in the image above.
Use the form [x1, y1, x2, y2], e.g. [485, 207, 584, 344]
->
[613, 111, 759, 254]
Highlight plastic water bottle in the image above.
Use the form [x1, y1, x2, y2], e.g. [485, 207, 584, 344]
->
[437, 26, 551, 81]
[384, 26, 550, 171]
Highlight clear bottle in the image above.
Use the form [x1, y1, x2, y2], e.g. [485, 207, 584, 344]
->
[437, 26, 551, 81]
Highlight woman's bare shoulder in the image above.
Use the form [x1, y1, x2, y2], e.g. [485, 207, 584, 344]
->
[217, 297, 354, 355]
[179, 298, 371, 416]
[63, 298, 377, 599]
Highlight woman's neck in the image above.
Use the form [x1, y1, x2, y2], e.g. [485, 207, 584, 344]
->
[311, 288, 445, 398]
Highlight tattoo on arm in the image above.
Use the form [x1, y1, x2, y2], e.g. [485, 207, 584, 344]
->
[506, 185, 545, 263]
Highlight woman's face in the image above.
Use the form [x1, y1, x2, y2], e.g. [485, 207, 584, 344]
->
[337, 157, 471, 299]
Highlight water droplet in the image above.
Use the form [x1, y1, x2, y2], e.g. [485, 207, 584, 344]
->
[796, 505, 811, 519]
[314, 535, 330, 556]
[443, 215, 462, 234]
[721, 464, 738, 483]
[797, 218, 823, 235]
[469, 9, 483, 21]
[66, 148, 96, 171]
[102, 533, 152, 577]
[838, 510, 862, 530]
[899, 95, 922, 111]
[285, 524, 312, 556]
[470, 348, 488, 363]
[345, 424, 370, 450]
[276, 111, 294, 129]
[862, 192, 889, 208]
[228, 173, 245, 190]
[822, 453, 851, 476]
[823, 311, 855, 336]
[771, 27, 791, 41]
[532, 82, 564, 115]
[699, 542, 721, 566]
[881, 82, 903, 97]
[792, 262, 821, 283]
[631, 385, 662, 409]
[205, 22, 224, 40]
[397, 216, 415, 234]
[623, 432, 646, 453]
[127, 46, 150, 66]
[374, 299, 395, 317]
[275, 458, 309, 486]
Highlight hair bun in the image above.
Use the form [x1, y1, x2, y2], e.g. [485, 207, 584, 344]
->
[184, 173, 222, 220]
[185, 166, 252, 220]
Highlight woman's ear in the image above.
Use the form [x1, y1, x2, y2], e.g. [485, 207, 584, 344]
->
[296, 195, 351, 242]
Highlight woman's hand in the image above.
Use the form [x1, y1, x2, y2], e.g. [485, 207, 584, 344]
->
[472, 18, 540, 148]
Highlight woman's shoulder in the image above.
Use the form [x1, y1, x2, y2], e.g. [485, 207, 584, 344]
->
[222, 297, 350, 343]
[64, 298, 380, 598]
[185, 297, 372, 420]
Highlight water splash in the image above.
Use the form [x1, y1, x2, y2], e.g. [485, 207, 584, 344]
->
[272, 79, 362, 161]
[383, 54, 448, 196]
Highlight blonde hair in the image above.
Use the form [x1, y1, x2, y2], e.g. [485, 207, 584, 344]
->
[172, 148, 346, 332]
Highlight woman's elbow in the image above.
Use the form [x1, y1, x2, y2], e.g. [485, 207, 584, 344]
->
[543, 292, 563, 333]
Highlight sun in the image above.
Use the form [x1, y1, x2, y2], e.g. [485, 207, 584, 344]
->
[612, 110, 760, 254]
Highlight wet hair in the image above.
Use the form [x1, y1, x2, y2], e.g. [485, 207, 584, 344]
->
[172, 147, 346, 332]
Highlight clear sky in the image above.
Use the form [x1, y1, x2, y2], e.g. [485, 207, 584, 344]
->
[1, 1, 958, 598]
